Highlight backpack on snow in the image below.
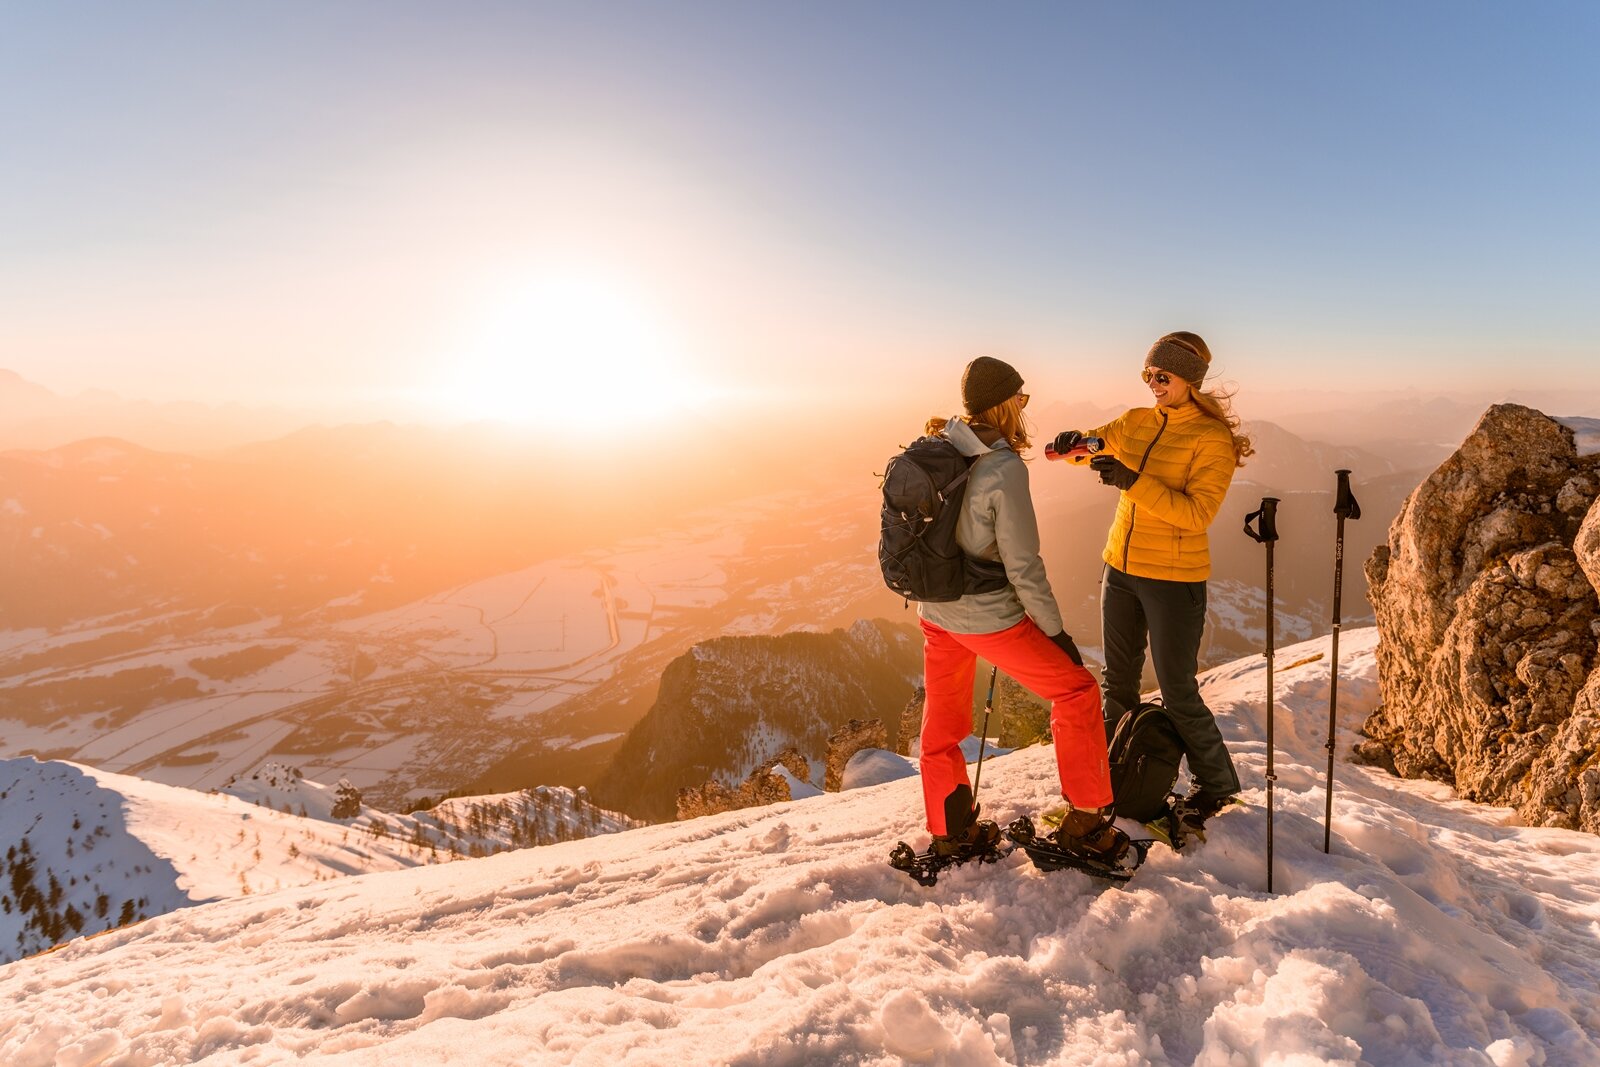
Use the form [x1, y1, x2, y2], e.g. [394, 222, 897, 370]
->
[877, 435, 1009, 603]
[1108, 701, 1187, 822]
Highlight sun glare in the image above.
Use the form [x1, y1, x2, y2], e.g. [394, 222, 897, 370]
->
[436, 270, 701, 428]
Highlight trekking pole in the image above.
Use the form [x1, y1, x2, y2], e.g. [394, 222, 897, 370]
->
[1323, 470, 1362, 853]
[1244, 497, 1281, 893]
[971, 665, 999, 800]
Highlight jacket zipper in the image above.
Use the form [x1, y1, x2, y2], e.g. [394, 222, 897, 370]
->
[1121, 411, 1170, 572]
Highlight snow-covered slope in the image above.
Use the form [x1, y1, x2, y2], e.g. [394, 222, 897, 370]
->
[3, 629, 1599, 1065]
[0, 759, 638, 964]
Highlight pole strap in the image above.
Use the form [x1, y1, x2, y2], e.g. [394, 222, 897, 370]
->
[1244, 497, 1281, 543]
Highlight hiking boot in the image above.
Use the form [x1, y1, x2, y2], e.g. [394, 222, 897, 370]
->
[1049, 804, 1131, 866]
[930, 817, 1001, 859]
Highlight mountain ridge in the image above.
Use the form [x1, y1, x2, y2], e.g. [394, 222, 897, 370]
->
[0, 757, 637, 964]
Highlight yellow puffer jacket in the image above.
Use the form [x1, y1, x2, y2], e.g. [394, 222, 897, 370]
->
[1079, 403, 1238, 582]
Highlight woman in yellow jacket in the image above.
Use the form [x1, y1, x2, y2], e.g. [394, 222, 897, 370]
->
[1054, 332, 1253, 836]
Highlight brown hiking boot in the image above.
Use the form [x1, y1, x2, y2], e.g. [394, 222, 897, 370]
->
[1051, 804, 1131, 865]
[931, 815, 1002, 859]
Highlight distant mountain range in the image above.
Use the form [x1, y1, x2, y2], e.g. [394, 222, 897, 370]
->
[0, 368, 307, 453]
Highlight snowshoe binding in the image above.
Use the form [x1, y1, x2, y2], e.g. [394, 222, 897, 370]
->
[1145, 790, 1241, 851]
[1006, 805, 1149, 883]
[889, 794, 1006, 887]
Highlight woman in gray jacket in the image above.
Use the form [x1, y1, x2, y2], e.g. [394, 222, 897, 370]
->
[916, 357, 1127, 865]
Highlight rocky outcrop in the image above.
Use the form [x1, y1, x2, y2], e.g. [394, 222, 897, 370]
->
[898, 686, 925, 756]
[1360, 404, 1600, 833]
[676, 747, 813, 820]
[593, 619, 922, 822]
[675, 780, 737, 821]
[994, 676, 1051, 748]
[894, 677, 1048, 758]
[825, 719, 889, 791]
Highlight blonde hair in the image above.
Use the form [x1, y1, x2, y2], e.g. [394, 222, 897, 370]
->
[1159, 331, 1253, 467]
[926, 394, 1033, 456]
[1189, 383, 1253, 467]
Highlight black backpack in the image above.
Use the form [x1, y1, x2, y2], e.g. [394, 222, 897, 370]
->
[1108, 701, 1187, 821]
[878, 435, 1009, 603]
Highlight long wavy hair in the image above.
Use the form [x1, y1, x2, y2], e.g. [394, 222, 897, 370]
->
[1162, 331, 1254, 467]
[926, 393, 1033, 456]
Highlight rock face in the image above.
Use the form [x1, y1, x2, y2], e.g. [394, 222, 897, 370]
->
[1360, 404, 1600, 833]
[824, 719, 890, 791]
[993, 676, 1051, 748]
[898, 686, 925, 756]
[594, 619, 922, 822]
[676, 748, 812, 820]
[894, 676, 1050, 761]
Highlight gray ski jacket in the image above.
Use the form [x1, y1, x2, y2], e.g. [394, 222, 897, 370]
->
[917, 418, 1065, 637]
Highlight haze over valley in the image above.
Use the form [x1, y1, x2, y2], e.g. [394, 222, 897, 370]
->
[1, 368, 1547, 815]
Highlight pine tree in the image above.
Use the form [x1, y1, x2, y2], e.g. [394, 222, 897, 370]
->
[332, 779, 362, 820]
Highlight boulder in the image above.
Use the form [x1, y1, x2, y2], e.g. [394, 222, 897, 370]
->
[1361, 404, 1600, 831]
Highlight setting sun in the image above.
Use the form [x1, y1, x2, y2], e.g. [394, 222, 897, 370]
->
[434, 269, 701, 427]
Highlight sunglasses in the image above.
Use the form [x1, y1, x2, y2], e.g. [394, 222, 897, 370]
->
[1016, 392, 1029, 408]
[1141, 369, 1173, 386]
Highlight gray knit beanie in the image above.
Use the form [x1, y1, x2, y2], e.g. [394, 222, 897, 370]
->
[961, 356, 1024, 416]
[1144, 334, 1211, 388]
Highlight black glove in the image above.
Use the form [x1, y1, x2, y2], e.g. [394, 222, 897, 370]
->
[1047, 631, 1083, 667]
[1090, 454, 1139, 490]
[1051, 430, 1083, 454]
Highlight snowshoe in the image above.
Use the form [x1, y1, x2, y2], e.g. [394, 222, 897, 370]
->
[1005, 812, 1149, 883]
[888, 819, 1006, 886]
[1145, 791, 1242, 851]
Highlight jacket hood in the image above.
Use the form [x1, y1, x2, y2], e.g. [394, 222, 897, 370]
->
[943, 417, 1009, 457]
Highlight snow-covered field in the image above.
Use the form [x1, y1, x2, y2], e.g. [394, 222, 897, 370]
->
[0, 486, 891, 804]
[4, 627, 1597, 1065]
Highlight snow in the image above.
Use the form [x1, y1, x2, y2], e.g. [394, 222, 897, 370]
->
[3, 628, 1599, 1065]
[841, 748, 919, 790]
[563, 731, 625, 751]
[0, 759, 639, 964]
[770, 766, 824, 799]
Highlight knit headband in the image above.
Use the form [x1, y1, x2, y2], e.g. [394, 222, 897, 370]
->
[1144, 338, 1210, 387]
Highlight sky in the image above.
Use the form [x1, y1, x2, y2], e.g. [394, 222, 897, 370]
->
[2, 2, 1597, 429]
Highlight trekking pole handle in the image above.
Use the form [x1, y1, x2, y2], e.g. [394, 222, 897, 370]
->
[1244, 497, 1280, 543]
[1334, 469, 1362, 520]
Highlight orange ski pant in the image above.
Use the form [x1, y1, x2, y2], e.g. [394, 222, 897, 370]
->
[919, 617, 1112, 835]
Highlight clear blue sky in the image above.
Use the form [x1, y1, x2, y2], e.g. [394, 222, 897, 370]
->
[2, 2, 1596, 422]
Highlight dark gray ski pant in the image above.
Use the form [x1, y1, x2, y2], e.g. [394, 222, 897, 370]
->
[1100, 563, 1241, 797]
